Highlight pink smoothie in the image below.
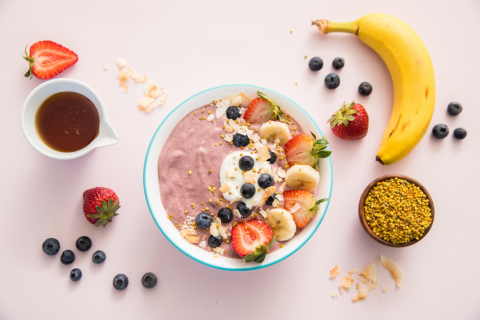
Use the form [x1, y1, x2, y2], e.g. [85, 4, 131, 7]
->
[158, 102, 306, 258]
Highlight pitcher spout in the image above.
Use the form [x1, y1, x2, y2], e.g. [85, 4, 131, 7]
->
[95, 121, 119, 148]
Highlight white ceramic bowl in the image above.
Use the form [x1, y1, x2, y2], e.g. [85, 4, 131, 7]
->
[143, 85, 333, 271]
[21, 78, 119, 160]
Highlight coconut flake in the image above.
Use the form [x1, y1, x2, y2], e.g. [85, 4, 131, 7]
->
[273, 138, 281, 145]
[133, 74, 147, 83]
[219, 183, 231, 193]
[213, 247, 224, 255]
[226, 170, 237, 178]
[380, 255, 404, 287]
[381, 285, 387, 292]
[215, 99, 230, 119]
[138, 96, 154, 109]
[332, 291, 338, 298]
[233, 209, 241, 218]
[199, 241, 206, 249]
[261, 139, 268, 145]
[330, 265, 340, 279]
[180, 229, 199, 244]
[260, 186, 276, 206]
[362, 263, 378, 282]
[340, 277, 354, 290]
[230, 95, 242, 107]
[278, 182, 286, 193]
[219, 226, 228, 239]
[244, 171, 257, 184]
[258, 207, 267, 218]
[251, 134, 261, 143]
[223, 134, 233, 142]
[210, 223, 219, 237]
[207, 114, 215, 122]
[277, 168, 286, 178]
[289, 203, 302, 213]
[103, 63, 109, 70]
[115, 58, 127, 69]
[122, 84, 129, 93]
[257, 145, 271, 161]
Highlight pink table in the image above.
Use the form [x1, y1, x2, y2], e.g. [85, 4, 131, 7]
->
[1, 0, 478, 319]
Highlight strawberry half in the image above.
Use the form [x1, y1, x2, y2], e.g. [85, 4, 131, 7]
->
[242, 91, 285, 124]
[23, 41, 78, 79]
[232, 219, 275, 263]
[284, 132, 331, 169]
[283, 190, 328, 228]
[327, 101, 369, 140]
[82, 187, 120, 228]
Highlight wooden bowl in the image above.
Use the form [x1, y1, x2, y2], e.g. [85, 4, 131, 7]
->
[358, 174, 435, 247]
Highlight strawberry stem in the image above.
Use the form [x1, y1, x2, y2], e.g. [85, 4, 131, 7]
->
[242, 235, 277, 263]
[310, 198, 329, 213]
[257, 91, 286, 122]
[310, 132, 331, 170]
[87, 198, 120, 228]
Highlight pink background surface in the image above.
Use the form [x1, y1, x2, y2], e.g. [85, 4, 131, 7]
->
[1, 0, 479, 319]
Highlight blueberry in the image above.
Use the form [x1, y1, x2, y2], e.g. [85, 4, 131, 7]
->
[233, 133, 249, 147]
[453, 128, 467, 140]
[432, 124, 449, 139]
[308, 57, 323, 71]
[60, 250, 75, 265]
[258, 174, 274, 189]
[265, 193, 277, 206]
[42, 238, 60, 255]
[332, 57, 345, 69]
[218, 208, 233, 223]
[113, 274, 129, 290]
[208, 235, 223, 248]
[358, 82, 373, 96]
[447, 102, 462, 116]
[239, 156, 255, 170]
[141, 272, 158, 289]
[240, 183, 256, 199]
[236, 202, 252, 218]
[324, 73, 340, 89]
[70, 268, 82, 281]
[268, 150, 277, 164]
[195, 213, 213, 229]
[75, 236, 92, 252]
[226, 106, 241, 120]
[92, 250, 106, 264]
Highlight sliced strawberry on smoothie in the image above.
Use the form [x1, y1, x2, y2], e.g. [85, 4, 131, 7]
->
[243, 91, 285, 124]
[283, 190, 329, 228]
[232, 219, 275, 263]
[23, 40, 78, 79]
[284, 132, 331, 169]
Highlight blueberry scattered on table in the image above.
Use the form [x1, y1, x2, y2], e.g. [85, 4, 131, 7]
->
[92, 250, 106, 264]
[432, 124, 449, 139]
[113, 274, 129, 290]
[453, 128, 467, 139]
[236, 202, 252, 218]
[233, 133, 249, 147]
[358, 82, 373, 96]
[70, 268, 82, 281]
[208, 235, 223, 248]
[218, 208, 233, 223]
[308, 57, 323, 71]
[447, 102, 462, 116]
[239, 156, 255, 170]
[240, 183, 256, 199]
[75, 236, 92, 252]
[226, 106, 241, 120]
[141, 272, 158, 289]
[42, 238, 60, 255]
[265, 193, 277, 206]
[268, 150, 277, 164]
[324, 73, 340, 89]
[60, 250, 75, 265]
[258, 174, 274, 189]
[332, 57, 345, 69]
[195, 213, 213, 229]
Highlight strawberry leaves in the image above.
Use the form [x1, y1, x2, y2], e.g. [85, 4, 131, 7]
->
[327, 101, 358, 128]
[242, 235, 277, 263]
[310, 132, 331, 169]
[309, 198, 329, 213]
[87, 198, 120, 228]
[257, 91, 286, 122]
[23, 45, 34, 79]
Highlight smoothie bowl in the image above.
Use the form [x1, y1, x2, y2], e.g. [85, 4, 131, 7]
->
[144, 85, 333, 270]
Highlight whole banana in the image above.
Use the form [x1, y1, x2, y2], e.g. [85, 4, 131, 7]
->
[313, 13, 435, 165]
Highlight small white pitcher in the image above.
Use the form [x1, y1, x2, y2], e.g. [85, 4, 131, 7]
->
[21, 78, 119, 160]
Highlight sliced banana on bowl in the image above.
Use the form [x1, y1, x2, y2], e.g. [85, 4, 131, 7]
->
[266, 208, 297, 241]
[259, 121, 292, 146]
[285, 165, 320, 192]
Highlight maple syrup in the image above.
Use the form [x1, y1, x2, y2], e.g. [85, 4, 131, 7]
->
[35, 92, 100, 152]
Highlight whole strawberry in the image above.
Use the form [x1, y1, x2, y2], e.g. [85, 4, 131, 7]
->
[327, 101, 369, 140]
[83, 187, 120, 227]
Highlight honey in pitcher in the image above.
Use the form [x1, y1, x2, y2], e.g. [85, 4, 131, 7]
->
[35, 92, 100, 152]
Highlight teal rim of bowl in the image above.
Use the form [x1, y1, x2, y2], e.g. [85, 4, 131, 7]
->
[143, 84, 333, 271]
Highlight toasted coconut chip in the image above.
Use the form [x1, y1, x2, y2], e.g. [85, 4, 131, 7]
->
[213, 253, 221, 258]
[115, 58, 127, 69]
[152, 94, 167, 108]
[224, 126, 234, 133]
[339, 286, 344, 294]
[233, 209, 241, 218]
[226, 170, 236, 178]
[381, 285, 387, 292]
[359, 288, 368, 299]
[250, 133, 260, 142]
[230, 95, 242, 107]
[207, 114, 215, 122]
[246, 129, 253, 139]
[237, 128, 247, 135]
[103, 63, 109, 70]
[244, 171, 257, 184]
[276, 194, 284, 201]
[272, 199, 280, 207]
[180, 229, 199, 244]
[133, 74, 147, 83]
[199, 241, 206, 249]
[239, 92, 252, 106]
[277, 168, 286, 178]
[352, 294, 360, 303]
[348, 268, 360, 276]
[122, 85, 129, 93]
[219, 183, 231, 193]
[278, 182, 286, 193]
[332, 291, 338, 298]
[260, 165, 272, 174]
[260, 186, 276, 206]
[259, 207, 267, 218]
[330, 265, 339, 279]
[273, 138, 281, 145]
[213, 247, 224, 255]
[289, 203, 302, 213]
[210, 224, 219, 237]
[150, 87, 164, 98]
[230, 197, 242, 205]
[138, 96, 154, 109]
[340, 276, 354, 290]
[363, 263, 378, 282]
[257, 145, 271, 161]
[261, 139, 268, 145]
[380, 255, 404, 287]
[367, 285, 377, 292]
[219, 226, 228, 239]
[223, 134, 233, 142]
[374, 257, 384, 267]
[215, 99, 230, 119]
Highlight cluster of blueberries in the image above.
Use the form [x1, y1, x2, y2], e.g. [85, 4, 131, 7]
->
[42, 237, 157, 290]
[432, 102, 467, 140]
[308, 56, 373, 95]
[195, 155, 278, 248]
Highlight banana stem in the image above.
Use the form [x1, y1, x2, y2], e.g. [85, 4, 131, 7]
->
[312, 20, 359, 35]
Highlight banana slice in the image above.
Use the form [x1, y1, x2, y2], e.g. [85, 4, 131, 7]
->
[259, 121, 292, 146]
[266, 208, 296, 241]
[285, 165, 320, 192]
